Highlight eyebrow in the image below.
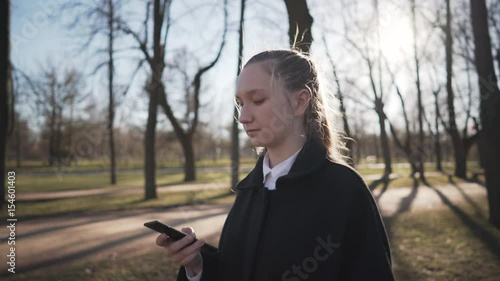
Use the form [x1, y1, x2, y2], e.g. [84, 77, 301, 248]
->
[235, 89, 267, 100]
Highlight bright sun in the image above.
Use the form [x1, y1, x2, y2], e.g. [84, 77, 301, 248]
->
[379, 17, 414, 62]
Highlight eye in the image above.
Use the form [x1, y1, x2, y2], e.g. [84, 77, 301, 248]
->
[254, 99, 265, 105]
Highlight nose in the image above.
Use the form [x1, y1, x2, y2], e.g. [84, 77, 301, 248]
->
[238, 104, 253, 124]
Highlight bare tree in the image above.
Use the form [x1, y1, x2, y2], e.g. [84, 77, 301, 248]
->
[322, 37, 354, 166]
[22, 66, 86, 166]
[341, 2, 393, 178]
[119, 0, 227, 198]
[0, 0, 13, 209]
[284, 0, 313, 53]
[469, 0, 500, 227]
[444, 0, 467, 178]
[488, 0, 500, 75]
[64, 0, 137, 184]
[410, 0, 426, 180]
[231, 0, 246, 190]
[431, 86, 443, 172]
[384, 61, 419, 176]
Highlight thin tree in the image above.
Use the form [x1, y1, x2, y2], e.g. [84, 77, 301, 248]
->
[341, 2, 393, 178]
[488, 0, 500, 75]
[384, 60, 418, 177]
[64, 0, 135, 184]
[410, 0, 426, 180]
[119, 0, 228, 198]
[21, 66, 86, 166]
[431, 86, 443, 172]
[284, 0, 313, 53]
[443, 0, 467, 178]
[0, 0, 13, 209]
[322, 36, 354, 166]
[231, 0, 246, 190]
[469, 0, 500, 227]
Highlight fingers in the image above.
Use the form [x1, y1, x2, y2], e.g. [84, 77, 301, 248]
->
[154, 226, 204, 270]
[169, 238, 205, 265]
[167, 234, 197, 255]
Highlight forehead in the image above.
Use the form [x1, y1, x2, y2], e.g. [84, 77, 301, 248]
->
[236, 63, 273, 94]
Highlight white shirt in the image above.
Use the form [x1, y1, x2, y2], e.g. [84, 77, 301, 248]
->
[262, 147, 302, 190]
[186, 147, 303, 280]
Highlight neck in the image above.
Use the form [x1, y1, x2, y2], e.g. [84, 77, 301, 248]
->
[266, 133, 306, 168]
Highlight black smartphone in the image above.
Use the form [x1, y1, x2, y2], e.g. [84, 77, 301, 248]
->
[144, 220, 218, 252]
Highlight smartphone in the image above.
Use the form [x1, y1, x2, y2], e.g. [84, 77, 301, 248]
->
[144, 220, 218, 252]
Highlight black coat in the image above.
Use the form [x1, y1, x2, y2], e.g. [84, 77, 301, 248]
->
[177, 137, 395, 281]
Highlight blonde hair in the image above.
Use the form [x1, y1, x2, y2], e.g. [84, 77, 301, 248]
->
[244, 49, 350, 164]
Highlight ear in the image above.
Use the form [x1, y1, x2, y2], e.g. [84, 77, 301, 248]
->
[294, 89, 311, 117]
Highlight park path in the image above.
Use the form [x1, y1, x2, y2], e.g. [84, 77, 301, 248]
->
[0, 181, 487, 275]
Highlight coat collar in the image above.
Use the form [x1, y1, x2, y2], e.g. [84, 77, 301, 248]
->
[236, 136, 328, 190]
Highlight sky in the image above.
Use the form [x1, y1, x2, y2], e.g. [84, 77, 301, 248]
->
[11, 0, 291, 139]
[10, 0, 473, 140]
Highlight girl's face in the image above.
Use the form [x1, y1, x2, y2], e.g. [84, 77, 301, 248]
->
[235, 62, 299, 149]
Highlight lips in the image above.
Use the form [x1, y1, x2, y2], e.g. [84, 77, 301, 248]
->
[246, 129, 260, 134]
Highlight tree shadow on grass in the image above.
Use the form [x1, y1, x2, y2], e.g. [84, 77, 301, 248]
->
[369, 176, 393, 201]
[446, 175, 485, 218]
[395, 176, 419, 214]
[425, 182, 500, 261]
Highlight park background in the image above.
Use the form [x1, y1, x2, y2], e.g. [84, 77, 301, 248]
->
[0, 0, 500, 280]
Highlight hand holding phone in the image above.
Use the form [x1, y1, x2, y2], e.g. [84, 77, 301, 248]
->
[144, 220, 218, 252]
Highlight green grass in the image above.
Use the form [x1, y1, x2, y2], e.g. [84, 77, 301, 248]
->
[5, 198, 499, 281]
[5, 188, 235, 220]
[6, 157, 257, 172]
[14, 171, 248, 193]
[5, 172, 479, 226]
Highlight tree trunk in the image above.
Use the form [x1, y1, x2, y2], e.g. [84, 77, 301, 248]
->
[411, 0, 425, 180]
[0, 0, 10, 208]
[231, 0, 246, 190]
[336, 75, 354, 166]
[375, 98, 392, 177]
[108, 0, 117, 185]
[469, 0, 500, 228]
[15, 114, 20, 168]
[330, 55, 354, 166]
[434, 100, 443, 172]
[144, 0, 166, 200]
[445, 0, 467, 178]
[180, 134, 196, 182]
[56, 106, 63, 165]
[496, 49, 500, 76]
[284, 0, 313, 53]
[144, 80, 158, 200]
[49, 84, 56, 166]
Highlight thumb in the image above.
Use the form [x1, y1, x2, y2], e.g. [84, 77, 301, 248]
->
[182, 227, 196, 238]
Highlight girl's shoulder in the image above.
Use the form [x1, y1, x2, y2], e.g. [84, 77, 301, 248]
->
[323, 160, 364, 183]
[319, 160, 372, 196]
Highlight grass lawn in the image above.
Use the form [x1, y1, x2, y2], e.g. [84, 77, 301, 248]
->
[14, 166, 482, 194]
[6, 158, 258, 173]
[2, 188, 235, 220]
[388, 197, 500, 280]
[6, 168, 483, 219]
[14, 171, 248, 193]
[5, 198, 499, 281]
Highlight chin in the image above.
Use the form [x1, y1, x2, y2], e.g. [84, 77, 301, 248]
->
[249, 138, 265, 147]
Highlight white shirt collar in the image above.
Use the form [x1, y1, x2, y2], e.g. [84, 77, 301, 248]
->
[262, 147, 303, 190]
